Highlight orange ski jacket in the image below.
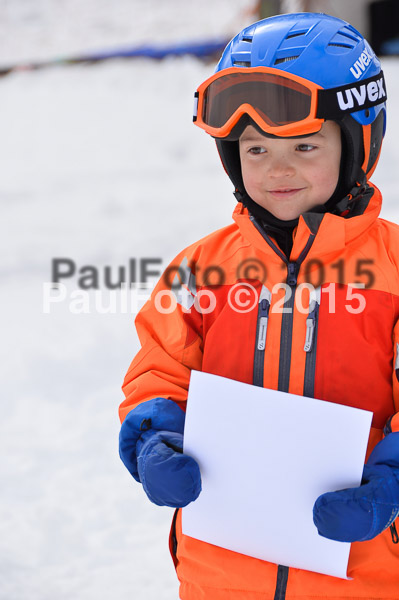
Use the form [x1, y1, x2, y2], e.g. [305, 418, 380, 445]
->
[120, 183, 399, 600]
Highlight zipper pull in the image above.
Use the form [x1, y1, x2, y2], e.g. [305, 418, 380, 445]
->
[257, 313, 268, 351]
[304, 314, 315, 352]
[287, 262, 299, 286]
[257, 287, 271, 351]
[304, 288, 321, 353]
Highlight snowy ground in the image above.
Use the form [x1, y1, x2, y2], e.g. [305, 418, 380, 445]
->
[1, 2, 399, 599]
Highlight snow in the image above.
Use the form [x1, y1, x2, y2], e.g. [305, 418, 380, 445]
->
[0, 0, 254, 64]
[1, 2, 399, 599]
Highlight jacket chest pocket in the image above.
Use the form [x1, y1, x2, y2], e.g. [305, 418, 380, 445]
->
[312, 284, 396, 428]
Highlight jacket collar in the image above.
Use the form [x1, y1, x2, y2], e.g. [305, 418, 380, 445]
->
[232, 183, 382, 262]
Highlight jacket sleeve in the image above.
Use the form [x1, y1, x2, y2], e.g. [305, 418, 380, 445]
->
[389, 319, 399, 433]
[119, 251, 204, 424]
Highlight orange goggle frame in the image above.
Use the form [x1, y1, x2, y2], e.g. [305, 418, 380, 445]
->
[193, 66, 387, 138]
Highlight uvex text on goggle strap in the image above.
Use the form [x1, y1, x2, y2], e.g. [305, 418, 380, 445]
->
[193, 67, 387, 138]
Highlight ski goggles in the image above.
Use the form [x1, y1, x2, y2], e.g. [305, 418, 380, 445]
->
[193, 66, 387, 138]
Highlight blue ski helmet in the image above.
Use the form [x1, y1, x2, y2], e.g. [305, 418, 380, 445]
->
[197, 12, 387, 201]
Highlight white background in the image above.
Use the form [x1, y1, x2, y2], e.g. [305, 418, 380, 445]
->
[1, 1, 399, 598]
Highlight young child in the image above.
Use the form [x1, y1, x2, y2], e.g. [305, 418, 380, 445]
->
[119, 12, 399, 600]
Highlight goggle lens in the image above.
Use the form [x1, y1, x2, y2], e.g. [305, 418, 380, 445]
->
[202, 72, 313, 129]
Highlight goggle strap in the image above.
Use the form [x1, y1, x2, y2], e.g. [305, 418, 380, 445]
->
[316, 71, 387, 119]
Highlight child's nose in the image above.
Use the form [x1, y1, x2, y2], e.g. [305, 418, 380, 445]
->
[268, 156, 295, 178]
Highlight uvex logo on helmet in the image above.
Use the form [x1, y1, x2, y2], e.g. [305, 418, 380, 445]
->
[336, 77, 386, 111]
[350, 49, 373, 79]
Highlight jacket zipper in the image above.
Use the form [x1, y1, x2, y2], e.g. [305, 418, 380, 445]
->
[253, 285, 271, 387]
[303, 286, 321, 398]
[251, 217, 315, 389]
[278, 238, 315, 391]
[273, 564, 289, 600]
[278, 262, 297, 392]
[251, 217, 316, 600]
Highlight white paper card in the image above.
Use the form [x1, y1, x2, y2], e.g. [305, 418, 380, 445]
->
[182, 371, 373, 580]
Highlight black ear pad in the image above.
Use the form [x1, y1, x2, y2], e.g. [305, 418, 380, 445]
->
[338, 110, 384, 189]
[366, 110, 385, 176]
[215, 137, 243, 193]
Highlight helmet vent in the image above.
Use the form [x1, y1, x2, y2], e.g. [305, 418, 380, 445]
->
[233, 60, 251, 67]
[340, 24, 363, 42]
[328, 26, 363, 50]
[328, 42, 354, 49]
[242, 36, 253, 43]
[274, 56, 299, 65]
[286, 31, 307, 39]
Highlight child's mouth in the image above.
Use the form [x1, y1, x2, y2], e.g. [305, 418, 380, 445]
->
[268, 188, 304, 198]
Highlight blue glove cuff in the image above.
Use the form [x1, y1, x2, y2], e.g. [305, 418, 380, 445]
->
[368, 431, 399, 469]
[119, 397, 185, 481]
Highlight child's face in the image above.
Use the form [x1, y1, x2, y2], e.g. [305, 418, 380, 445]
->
[239, 121, 341, 221]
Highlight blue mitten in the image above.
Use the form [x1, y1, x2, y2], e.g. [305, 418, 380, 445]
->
[136, 430, 201, 507]
[313, 432, 399, 542]
[119, 397, 201, 507]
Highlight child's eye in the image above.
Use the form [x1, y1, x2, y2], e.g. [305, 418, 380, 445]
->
[296, 143, 316, 152]
[248, 146, 266, 155]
